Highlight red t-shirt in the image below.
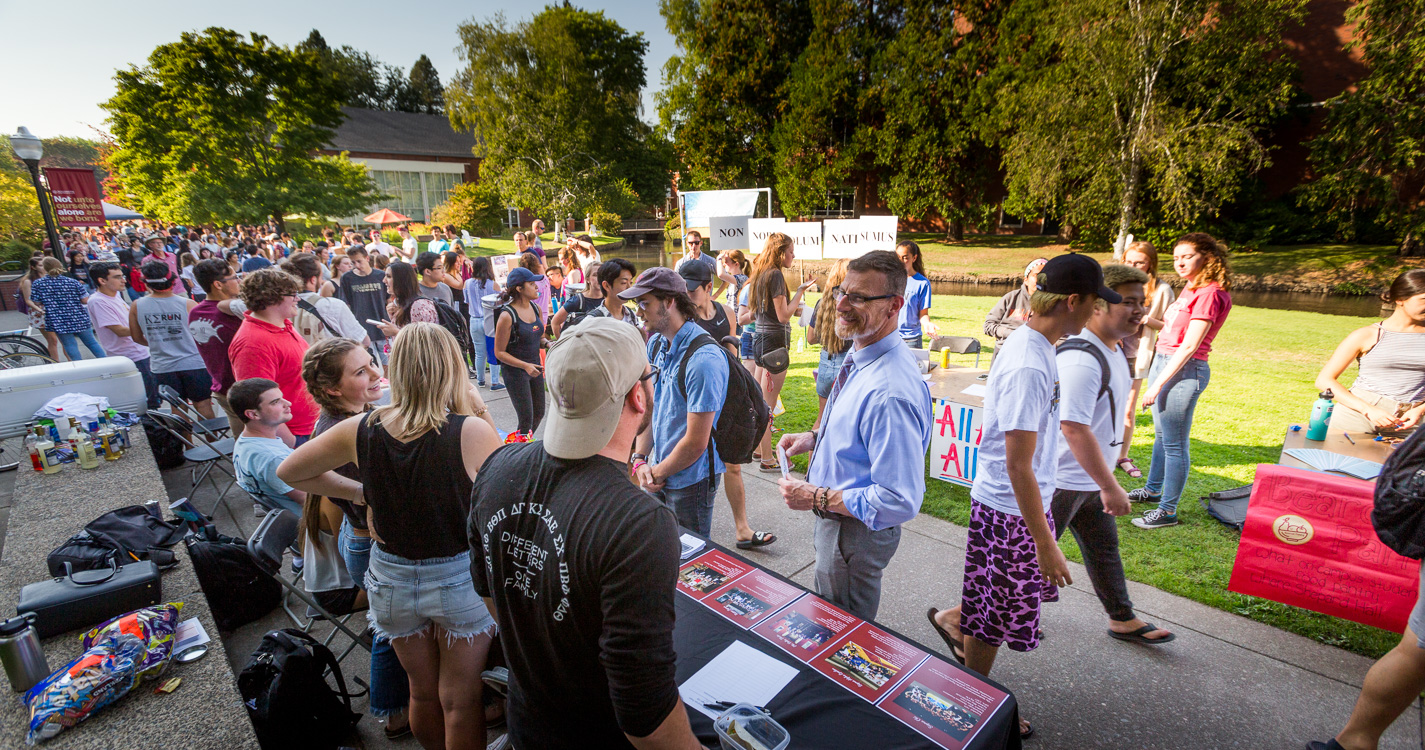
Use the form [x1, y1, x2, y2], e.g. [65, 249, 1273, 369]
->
[1156, 282, 1231, 361]
[229, 313, 318, 436]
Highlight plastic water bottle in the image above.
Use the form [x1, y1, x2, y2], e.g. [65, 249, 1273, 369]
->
[1307, 390, 1334, 441]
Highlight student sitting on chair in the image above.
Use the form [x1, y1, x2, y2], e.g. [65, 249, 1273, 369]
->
[231, 377, 306, 516]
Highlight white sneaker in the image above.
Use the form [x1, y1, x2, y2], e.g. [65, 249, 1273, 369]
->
[486, 735, 510, 750]
[253, 503, 266, 518]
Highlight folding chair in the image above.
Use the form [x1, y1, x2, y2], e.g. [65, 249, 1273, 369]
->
[930, 335, 983, 369]
[247, 509, 370, 664]
[156, 385, 232, 439]
[146, 411, 238, 513]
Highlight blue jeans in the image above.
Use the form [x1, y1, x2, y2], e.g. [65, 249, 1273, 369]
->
[55, 329, 105, 362]
[654, 472, 721, 537]
[484, 336, 503, 386]
[339, 519, 410, 717]
[816, 349, 850, 399]
[1144, 354, 1211, 515]
[469, 318, 490, 383]
[134, 357, 160, 410]
[901, 334, 924, 349]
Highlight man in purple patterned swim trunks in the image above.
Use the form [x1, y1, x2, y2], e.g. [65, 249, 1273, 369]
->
[927, 254, 1119, 740]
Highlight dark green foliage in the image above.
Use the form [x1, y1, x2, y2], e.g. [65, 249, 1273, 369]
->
[407, 55, 445, 115]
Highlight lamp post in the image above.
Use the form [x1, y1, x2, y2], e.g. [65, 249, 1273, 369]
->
[10, 127, 65, 261]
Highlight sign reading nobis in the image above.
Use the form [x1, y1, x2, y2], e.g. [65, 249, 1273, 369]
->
[710, 215, 899, 258]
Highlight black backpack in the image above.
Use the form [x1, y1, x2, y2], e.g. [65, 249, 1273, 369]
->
[1372, 428, 1425, 559]
[140, 414, 186, 470]
[668, 333, 770, 466]
[238, 628, 364, 750]
[432, 299, 474, 361]
[186, 535, 281, 632]
[1055, 338, 1124, 440]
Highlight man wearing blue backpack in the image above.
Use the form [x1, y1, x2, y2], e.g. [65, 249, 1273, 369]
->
[627, 267, 728, 537]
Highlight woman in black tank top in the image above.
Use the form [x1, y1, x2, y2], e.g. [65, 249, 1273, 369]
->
[278, 322, 503, 748]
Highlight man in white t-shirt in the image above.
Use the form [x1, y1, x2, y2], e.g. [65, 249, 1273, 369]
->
[927, 253, 1118, 740]
[1049, 264, 1174, 647]
[397, 224, 419, 262]
[366, 228, 394, 258]
[86, 262, 158, 409]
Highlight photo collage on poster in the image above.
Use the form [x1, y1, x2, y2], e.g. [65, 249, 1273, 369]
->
[677, 550, 1012, 749]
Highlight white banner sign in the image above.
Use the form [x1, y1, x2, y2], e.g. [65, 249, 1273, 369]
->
[858, 215, 899, 252]
[782, 221, 823, 261]
[708, 215, 750, 252]
[681, 189, 762, 228]
[745, 218, 787, 254]
[822, 218, 866, 259]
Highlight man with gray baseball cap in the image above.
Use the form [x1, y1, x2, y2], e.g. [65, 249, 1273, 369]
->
[467, 318, 702, 750]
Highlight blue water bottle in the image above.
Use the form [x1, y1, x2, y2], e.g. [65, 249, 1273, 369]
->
[1306, 390, 1334, 441]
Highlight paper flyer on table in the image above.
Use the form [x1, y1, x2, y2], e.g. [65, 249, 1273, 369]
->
[752, 594, 861, 662]
[677, 550, 753, 601]
[877, 657, 1011, 750]
[679, 533, 706, 560]
[811, 622, 929, 702]
[702, 569, 804, 629]
[679, 640, 800, 720]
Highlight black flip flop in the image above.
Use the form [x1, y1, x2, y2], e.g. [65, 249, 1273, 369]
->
[1020, 719, 1034, 739]
[737, 531, 777, 549]
[1107, 623, 1176, 645]
[925, 608, 966, 665]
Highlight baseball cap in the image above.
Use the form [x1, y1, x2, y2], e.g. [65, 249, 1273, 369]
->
[1024, 258, 1048, 276]
[1037, 254, 1122, 304]
[506, 266, 543, 288]
[543, 318, 649, 459]
[619, 266, 687, 300]
[678, 260, 712, 291]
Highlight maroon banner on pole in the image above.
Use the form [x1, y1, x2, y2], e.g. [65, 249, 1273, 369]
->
[44, 168, 105, 228]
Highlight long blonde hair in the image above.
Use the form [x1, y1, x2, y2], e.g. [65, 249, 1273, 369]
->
[815, 259, 851, 355]
[750, 232, 793, 314]
[370, 323, 476, 441]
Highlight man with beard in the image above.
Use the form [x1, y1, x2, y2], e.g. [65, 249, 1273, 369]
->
[466, 318, 703, 750]
[776, 250, 932, 620]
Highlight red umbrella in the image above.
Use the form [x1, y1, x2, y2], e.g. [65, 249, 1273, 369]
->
[364, 208, 411, 225]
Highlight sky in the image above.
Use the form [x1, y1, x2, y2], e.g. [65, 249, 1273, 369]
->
[0, 0, 676, 140]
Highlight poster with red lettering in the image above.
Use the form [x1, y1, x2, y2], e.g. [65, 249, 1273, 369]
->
[877, 657, 1012, 750]
[752, 594, 860, 661]
[811, 622, 929, 702]
[702, 569, 804, 628]
[676, 550, 752, 601]
[44, 168, 105, 228]
[930, 398, 982, 487]
[1229, 463, 1420, 632]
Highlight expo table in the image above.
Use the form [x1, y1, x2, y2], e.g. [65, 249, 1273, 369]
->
[926, 366, 990, 487]
[0, 428, 259, 749]
[1228, 427, 1414, 633]
[675, 539, 1020, 750]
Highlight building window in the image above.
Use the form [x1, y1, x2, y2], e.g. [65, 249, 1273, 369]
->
[504, 207, 520, 228]
[999, 207, 1024, 228]
[811, 188, 856, 219]
[370, 170, 426, 222]
[425, 172, 460, 211]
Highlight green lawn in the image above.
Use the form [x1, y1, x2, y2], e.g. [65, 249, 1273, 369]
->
[773, 293, 1400, 658]
[888, 234, 1415, 292]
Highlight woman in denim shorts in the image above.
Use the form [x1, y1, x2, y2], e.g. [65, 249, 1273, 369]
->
[808, 259, 852, 430]
[281, 323, 503, 749]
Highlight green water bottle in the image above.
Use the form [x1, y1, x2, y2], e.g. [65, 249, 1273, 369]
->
[1307, 390, 1334, 441]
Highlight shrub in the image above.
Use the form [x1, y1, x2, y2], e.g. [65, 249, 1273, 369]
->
[590, 210, 622, 237]
[664, 211, 682, 240]
[430, 182, 506, 237]
[1, 240, 38, 267]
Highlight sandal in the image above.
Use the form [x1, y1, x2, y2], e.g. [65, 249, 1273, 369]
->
[925, 608, 966, 665]
[759, 460, 782, 474]
[1020, 718, 1034, 739]
[1116, 457, 1143, 479]
[1107, 622, 1176, 645]
[737, 531, 778, 549]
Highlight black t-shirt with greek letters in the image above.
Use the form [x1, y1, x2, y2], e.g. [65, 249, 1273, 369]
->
[467, 442, 680, 749]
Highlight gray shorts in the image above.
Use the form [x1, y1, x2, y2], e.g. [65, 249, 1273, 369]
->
[365, 546, 496, 643]
[1410, 564, 1425, 648]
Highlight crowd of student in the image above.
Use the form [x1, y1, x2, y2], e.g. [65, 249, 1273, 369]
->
[23, 217, 1425, 750]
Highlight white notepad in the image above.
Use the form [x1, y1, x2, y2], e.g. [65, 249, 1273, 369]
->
[679, 640, 799, 720]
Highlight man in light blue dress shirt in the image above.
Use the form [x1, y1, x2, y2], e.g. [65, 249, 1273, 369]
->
[778, 251, 932, 620]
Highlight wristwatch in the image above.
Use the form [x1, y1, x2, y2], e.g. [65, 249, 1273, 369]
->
[631, 453, 648, 463]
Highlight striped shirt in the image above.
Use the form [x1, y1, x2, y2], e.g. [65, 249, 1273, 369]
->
[1355, 326, 1425, 403]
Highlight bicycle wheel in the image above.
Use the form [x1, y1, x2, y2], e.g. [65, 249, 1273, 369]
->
[0, 351, 55, 369]
[0, 333, 47, 358]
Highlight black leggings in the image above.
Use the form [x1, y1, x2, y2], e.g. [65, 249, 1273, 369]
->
[501, 365, 546, 436]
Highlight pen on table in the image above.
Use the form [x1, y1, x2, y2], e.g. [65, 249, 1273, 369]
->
[1343, 432, 1356, 445]
[704, 701, 770, 714]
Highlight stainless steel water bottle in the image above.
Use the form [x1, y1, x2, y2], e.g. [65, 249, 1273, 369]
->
[0, 613, 49, 692]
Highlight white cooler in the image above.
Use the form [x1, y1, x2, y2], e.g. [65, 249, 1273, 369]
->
[0, 357, 149, 439]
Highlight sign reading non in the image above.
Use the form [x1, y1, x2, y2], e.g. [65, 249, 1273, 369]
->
[45, 168, 105, 228]
[708, 215, 750, 252]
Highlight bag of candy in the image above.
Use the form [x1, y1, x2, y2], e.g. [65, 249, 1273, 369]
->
[24, 633, 145, 744]
[81, 602, 183, 682]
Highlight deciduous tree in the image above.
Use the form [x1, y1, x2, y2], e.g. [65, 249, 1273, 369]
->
[103, 28, 383, 231]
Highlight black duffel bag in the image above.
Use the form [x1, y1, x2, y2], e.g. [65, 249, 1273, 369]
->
[1372, 427, 1425, 559]
[186, 535, 280, 632]
[47, 506, 186, 577]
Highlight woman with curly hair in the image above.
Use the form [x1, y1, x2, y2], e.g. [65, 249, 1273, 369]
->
[748, 232, 814, 472]
[1131, 233, 1233, 530]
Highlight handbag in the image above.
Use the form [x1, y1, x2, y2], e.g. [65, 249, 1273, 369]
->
[17, 559, 162, 638]
[46, 506, 185, 577]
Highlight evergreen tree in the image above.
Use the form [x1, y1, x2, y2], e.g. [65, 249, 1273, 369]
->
[408, 55, 445, 115]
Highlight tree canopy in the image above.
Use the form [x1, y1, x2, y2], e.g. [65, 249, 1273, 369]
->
[102, 27, 382, 230]
[447, 5, 664, 220]
[299, 30, 445, 114]
[1303, 0, 1425, 256]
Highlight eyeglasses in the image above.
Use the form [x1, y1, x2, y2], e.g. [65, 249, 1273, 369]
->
[831, 286, 897, 306]
[687, 240, 702, 247]
[640, 364, 661, 383]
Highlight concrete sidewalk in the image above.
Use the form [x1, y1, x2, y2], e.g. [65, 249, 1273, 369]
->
[162, 376, 1419, 749]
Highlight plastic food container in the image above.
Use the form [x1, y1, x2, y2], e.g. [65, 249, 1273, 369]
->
[714, 703, 790, 750]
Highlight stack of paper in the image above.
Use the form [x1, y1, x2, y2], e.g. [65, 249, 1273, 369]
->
[680, 533, 707, 560]
[1284, 448, 1383, 480]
